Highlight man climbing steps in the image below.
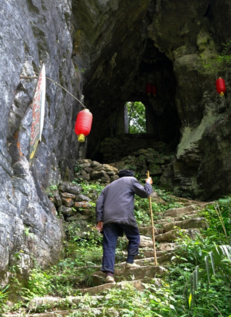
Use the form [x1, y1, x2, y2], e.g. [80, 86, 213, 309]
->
[96, 169, 153, 283]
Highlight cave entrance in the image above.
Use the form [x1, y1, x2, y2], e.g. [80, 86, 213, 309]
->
[125, 101, 146, 134]
[84, 39, 181, 162]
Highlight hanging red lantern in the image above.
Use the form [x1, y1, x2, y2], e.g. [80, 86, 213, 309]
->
[216, 77, 226, 96]
[146, 83, 152, 95]
[151, 85, 157, 97]
[74, 109, 93, 142]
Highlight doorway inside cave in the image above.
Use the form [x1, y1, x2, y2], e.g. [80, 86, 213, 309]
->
[125, 101, 146, 134]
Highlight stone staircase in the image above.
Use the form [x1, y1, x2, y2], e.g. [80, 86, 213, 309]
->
[2, 198, 213, 317]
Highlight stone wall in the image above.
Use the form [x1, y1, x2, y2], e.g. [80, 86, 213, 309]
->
[47, 161, 119, 246]
[49, 160, 119, 219]
[100, 135, 172, 163]
[74, 159, 119, 183]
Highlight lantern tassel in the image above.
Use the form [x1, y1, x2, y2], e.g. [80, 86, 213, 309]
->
[78, 134, 85, 142]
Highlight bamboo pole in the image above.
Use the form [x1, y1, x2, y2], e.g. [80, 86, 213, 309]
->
[147, 171, 158, 266]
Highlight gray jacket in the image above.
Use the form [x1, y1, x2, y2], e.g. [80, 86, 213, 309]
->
[96, 176, 153, 228]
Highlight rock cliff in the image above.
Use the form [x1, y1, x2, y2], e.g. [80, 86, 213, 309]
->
[0, 0, 79, 282]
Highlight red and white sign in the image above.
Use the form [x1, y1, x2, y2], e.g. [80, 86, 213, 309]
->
[29, 64, 46, 164]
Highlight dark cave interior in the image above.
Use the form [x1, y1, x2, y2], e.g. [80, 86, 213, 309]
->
[83, 39, 181, 162]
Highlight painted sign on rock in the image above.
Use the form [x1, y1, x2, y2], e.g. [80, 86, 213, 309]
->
[29, 64, 46, 164]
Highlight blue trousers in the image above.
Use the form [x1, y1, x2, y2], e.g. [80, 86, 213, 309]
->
[101, 223, 140, 274]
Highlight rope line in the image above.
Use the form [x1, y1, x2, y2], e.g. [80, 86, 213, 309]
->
[20, 74, 86, 109]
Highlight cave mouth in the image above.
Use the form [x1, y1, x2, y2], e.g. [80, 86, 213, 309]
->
[84, 40, 181, 162]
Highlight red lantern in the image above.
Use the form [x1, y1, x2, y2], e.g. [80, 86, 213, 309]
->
[146, 83, 152, 95]
[151, 85, 157, 97]
[216, 77, 226, 96]
[74, 109, 93, 142]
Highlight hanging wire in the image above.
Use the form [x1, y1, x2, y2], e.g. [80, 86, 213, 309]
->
[20, 74, 86, 109]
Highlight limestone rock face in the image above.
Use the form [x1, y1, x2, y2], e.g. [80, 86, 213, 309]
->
[0, 0, 79, 280]
[145, 1, 231, 199]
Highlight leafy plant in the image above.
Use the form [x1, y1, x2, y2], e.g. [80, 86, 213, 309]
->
[188, 245, 231, 307]
[199, 39, 231, 76]
[49, 184, 58, 190]
[24, 268, 54, 298]
[201, 197, 231, 244]
[0, 285, 10, 311]
[74, 161, 82, 173]
[214, 204, 228, 241]
[126, 101, 146, 134]
[167, 197, 231, 315]
[66, 222, 102, 247]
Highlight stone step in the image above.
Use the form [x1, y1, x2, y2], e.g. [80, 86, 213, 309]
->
[3, 312, 69, 317]
[140, 236, 177, 249]
[27, 295, 103, 312]
[3, 280, 163, 317]
[155, 210, 202, 223]
[162, 217, 208, 232]
[135, 254, 173, 265]
[162, 201, 215, 217]
[139, 212, 203, 235]
[140, 235, 156, 247]
[92, 265, 167, 286]
[157, 242, 176, 251]
[139, 245, 176, 263]
[112, 258, 160, 269]
[118, 253, 173, 267]
[140, 218, 207, 238]
[125, 254, 172, 266]
[155, 228, 200, 242]
[167, 196, 214, 208]
[120, 246, 174, 264]
[139, 226, 162, 236]
[2, 307, 119, 317]
[79, 278, 163, 295]
[125, 249, 163, 258]
[162, 205, 198, 217]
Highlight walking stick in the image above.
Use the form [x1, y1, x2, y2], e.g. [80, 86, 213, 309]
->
[147, 171, 158, 266]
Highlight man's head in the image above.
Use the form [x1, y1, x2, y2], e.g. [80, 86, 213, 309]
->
[118, 169, 134, 178]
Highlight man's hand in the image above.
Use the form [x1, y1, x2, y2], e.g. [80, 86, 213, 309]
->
[96, 221, 103, 232]
[146, 177, 153, 185]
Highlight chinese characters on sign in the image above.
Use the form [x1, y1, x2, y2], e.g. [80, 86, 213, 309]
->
[29, 64, 46, 164]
